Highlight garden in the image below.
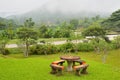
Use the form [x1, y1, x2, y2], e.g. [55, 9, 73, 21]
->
[0, 8, 120, 80]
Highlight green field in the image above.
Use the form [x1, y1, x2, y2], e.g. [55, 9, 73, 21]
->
[0, 49, 120, 80]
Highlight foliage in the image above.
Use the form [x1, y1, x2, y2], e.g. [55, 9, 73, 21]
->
[79, 18, 92, 28]
[0, 17, 8, 30]
[77, 42, 94, 52]
[79, 16, 102, 28]
[24, 18, 34, 28]
[70, 19, 79, 29]
[17, 27, 38, 57]
[39, 24, 48, 38]
[6, 20, 17, 39]
[82, 22, 108, 53]
[112, 36, 120, 49]
[7, 48, 23, 54]
[102, 9, 120, 30]
[82, 22, 106, 37]
[30, 44, 57, 55]
[59, 42, 76, 53]
[0, 30, 9, 55]
[17, 18, 38, 57]
[17, 27, 37, 40]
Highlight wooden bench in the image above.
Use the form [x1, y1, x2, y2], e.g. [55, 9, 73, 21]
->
[52, 60, 65, 65]
[73, 60, 89, 76]
[50, 60, 65, 75]
[73, 60, 86, 66]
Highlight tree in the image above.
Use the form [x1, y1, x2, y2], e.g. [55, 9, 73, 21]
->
[6, 20, 16, 39]
[60, 22, 73, 38]
[82, 22, 106, 37]
[39, 24, 48, 38]
[114, 36, 120, 49]
[102, 9, 120, 30]
[92, 15, 100, 22]
[79, 18, 92, 28]
[0, 31, 9, 55]
[52, 22, 73, 38]
[82, 22, 106, 53]
[17, 18, 37, 57]
[0, 17, 8, 30]
[70, 19, 79, 29]
[24, 18, 34, 28]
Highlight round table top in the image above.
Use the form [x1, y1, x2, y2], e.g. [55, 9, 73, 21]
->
[60, 56, 80, 61]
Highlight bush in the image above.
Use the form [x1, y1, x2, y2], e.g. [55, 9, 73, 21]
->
[112, 36, 120, 49]
[59, 42, 76, 53]
[77, 43, 94, 52]
[8, 48, 23, 54]
[0, 48, 10, 55]
[30, 44, 58, 55]
[110, 41, 120, 50]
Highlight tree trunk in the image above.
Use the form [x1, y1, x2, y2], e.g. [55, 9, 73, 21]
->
[25, 40, 29, 57]
[1, 42, 6, 55]
[102, 48, 108, 63]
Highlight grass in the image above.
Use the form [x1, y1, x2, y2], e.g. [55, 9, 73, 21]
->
[8, 39, 19, 44]
[0, 49, 120, 80]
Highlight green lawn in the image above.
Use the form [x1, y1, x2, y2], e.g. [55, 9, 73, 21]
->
[0, 50, 120, 80]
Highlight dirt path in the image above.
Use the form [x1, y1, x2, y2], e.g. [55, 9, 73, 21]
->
[5, 40, 84, 48]
[6, 44, 18, 48]
[5, 35, 119, 48]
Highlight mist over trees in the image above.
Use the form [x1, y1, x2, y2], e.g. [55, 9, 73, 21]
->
[102, 9, 120, 31]
[0, 8, 120, 57]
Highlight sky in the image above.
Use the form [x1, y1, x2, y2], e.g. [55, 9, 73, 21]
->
[46, 0, 120, 13]
[0, 0, 50, 13]
[0, 0, 120, 17]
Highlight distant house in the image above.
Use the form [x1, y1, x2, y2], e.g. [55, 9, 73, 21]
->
[106, 34, 120, 40]
[86, 36, 95, 39]
[85, 35, 120, 40]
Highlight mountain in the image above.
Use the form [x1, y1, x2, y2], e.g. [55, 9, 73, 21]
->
[7, 0, 112, 24]
[7, 9, 110, 25]
[0, 17, 10, 30]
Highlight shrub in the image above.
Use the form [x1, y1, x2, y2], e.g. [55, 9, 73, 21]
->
[4, 49, 10, 55]
[30, 44, 57, 55]
[0, 48, 10, 55]
[59, 42, 76, 53]
[112, 36, 120, 49]
[77, 42, 94, 52]
[8, 48, 24, 54]
[110, 41, 120, 49]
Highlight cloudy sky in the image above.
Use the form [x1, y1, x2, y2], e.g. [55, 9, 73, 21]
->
[0, 0, 120, 17]
[0, 0, 50, 13]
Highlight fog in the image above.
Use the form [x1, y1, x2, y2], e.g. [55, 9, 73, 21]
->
[0, 0, 120, 17]
[45, 0, 120, 13]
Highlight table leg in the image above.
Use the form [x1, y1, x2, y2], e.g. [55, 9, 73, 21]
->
[67, 61, 73, 71]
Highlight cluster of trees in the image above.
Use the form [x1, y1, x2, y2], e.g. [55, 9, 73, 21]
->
[0, 9, 120, 57]
[38, 16, 103, 38]
[39, 22, 73, 38]
[102, 9, 120, 31]
[0, 16, 101, 57]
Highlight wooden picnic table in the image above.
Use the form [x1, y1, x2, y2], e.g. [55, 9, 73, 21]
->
[60, 56, 80, 71]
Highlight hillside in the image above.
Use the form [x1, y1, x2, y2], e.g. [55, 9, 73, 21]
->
[7, 0, 112, 24]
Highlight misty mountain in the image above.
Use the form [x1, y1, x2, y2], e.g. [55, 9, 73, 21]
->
[0, 17, 10, 30]
[7, 0, 112, 24]
[7, 9, 110, 25]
